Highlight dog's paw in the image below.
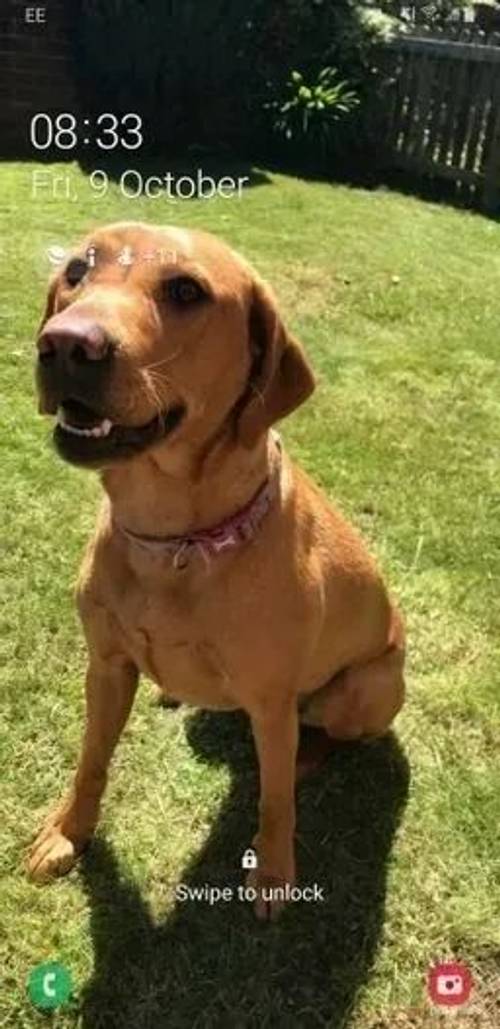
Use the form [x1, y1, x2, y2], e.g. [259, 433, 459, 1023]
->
[27, 826, 81, 883]
[246, 866, 295, 921]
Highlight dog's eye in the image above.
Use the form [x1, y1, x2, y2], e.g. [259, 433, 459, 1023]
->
[165, 276, 206, 306]
[65, 257, 88, 287]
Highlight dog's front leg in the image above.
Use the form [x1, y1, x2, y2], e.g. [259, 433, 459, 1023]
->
[248, 699, 299, 920]
[28, 656, 138, 881]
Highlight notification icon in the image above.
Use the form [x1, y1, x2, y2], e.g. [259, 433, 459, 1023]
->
[46, 245, 66, 266]
[427, 961, 473, 1008]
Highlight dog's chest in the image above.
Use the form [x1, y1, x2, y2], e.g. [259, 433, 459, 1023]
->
[114, 574, 237, 709]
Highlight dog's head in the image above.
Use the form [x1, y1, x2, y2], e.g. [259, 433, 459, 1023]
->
[36, 223, 315, 468]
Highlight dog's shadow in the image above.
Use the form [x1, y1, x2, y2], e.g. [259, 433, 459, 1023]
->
[79, 711, 409, 1029]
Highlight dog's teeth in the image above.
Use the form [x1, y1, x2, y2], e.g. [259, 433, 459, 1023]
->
[99, 419, 113, 437]
[57, 411, 113, 438]
[90, 419, 113, 437]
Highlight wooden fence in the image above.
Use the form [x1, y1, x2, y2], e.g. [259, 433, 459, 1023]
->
[382, 27, 500, 212]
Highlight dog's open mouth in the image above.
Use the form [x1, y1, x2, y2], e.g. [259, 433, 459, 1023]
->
[54, 399, 185, 466]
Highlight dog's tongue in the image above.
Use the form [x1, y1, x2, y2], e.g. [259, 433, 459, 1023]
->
[61, 398, 103, 427]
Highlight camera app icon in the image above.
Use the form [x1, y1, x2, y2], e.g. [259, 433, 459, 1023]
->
[436, 974, 462, 996]
[427, 961, 473, 1008]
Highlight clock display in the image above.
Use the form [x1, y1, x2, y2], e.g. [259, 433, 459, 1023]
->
[30, 113, 143, 152]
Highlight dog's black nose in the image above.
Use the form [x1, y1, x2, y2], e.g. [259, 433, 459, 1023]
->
[38, 315, 114, 371]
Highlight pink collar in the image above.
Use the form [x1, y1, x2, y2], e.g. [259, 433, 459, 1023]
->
[115, 436, 282, 569]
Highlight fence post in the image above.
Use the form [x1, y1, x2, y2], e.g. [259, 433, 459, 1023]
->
[482, 79, 500, 213]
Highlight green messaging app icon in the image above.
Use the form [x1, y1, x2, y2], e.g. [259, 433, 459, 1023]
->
[28, 962, 72, 1010]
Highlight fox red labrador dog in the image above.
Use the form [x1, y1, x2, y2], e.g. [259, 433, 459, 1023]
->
[29, 222, 405, 919]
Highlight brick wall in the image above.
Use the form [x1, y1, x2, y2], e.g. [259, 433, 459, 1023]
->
[0, 0, 79, 156]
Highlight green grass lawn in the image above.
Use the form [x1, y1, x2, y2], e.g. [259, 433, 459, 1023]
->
[1, 159, 500, 1029]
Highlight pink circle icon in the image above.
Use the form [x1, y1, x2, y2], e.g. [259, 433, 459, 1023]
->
[427, 961, 473, 1007]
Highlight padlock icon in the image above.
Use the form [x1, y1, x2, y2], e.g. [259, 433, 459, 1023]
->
[241, 847, 258, 870]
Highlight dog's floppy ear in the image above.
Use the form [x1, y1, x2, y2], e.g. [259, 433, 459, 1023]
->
[236, 276, 315, 448]
[36, 276, 59, 414]
[38, 274, 58, 332]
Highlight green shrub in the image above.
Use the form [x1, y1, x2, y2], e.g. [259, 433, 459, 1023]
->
[266, 68, 359, 164]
